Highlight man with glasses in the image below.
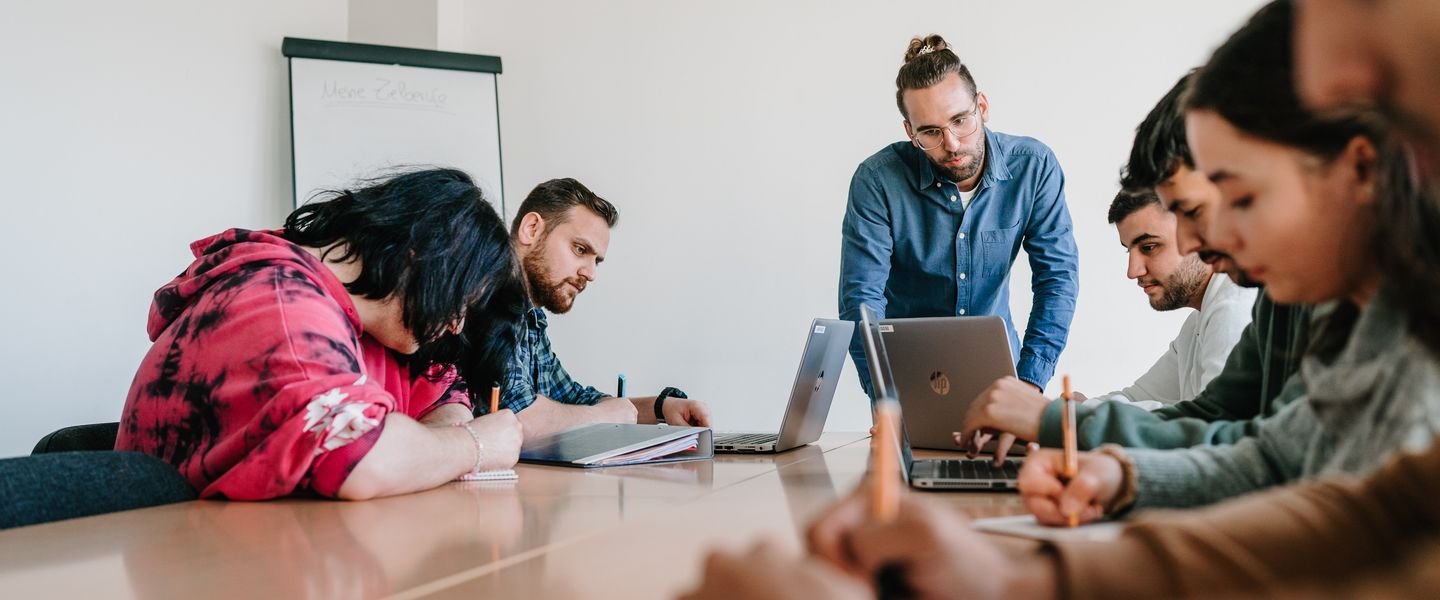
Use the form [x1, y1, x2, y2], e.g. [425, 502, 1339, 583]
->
[840, 34, 1079, 397]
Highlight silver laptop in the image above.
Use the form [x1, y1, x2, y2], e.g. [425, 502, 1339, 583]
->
[714, 318, 854, 453]
[878, 315, 1019, 451]
[860, 306, 1020, 490]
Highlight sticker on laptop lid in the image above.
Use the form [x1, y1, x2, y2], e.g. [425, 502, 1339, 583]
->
[814, 325, 827, 334]
[878, 325, 894, 333]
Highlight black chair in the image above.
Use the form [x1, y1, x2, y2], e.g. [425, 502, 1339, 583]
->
[0, 451, 198, 530]
[31, 422, 120, 454]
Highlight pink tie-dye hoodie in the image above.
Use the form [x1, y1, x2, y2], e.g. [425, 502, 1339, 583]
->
[117, 229, 469, 500]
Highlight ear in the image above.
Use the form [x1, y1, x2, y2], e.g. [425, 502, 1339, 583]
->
[516, 212, 546, 246]
[1346, 135, 1380, 206]
[903, 120, 918, 147]
[976, 91, 990, 123]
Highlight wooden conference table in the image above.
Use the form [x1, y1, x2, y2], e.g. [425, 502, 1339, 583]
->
[0, 433, 1027, 599]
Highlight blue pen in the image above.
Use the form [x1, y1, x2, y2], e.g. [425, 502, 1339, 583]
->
[617, 374, 626, 398]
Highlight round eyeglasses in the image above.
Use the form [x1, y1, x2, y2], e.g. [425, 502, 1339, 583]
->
[911, 106, 980, 151]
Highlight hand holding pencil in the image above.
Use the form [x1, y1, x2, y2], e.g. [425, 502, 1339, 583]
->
[803, 402, 1023, 599]
[1061, 375, 1078, 526]
[1014, 375, 1127, 527]
[1016, 450, 1124, 526]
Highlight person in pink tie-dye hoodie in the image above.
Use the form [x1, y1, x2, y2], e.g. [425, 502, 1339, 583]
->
[118, 168, 527, 500]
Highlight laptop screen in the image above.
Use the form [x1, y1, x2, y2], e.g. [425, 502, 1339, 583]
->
[859, 305, 914, 478]
[858, 305, 900, 402]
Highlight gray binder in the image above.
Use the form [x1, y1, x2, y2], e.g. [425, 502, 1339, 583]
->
[519, 423, 714, 468]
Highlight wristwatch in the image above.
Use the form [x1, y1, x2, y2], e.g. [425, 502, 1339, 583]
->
[654, 386, 688, 422]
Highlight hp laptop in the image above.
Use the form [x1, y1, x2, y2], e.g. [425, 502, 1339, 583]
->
[714, 318, 855, 453]
[860, 306, 1020, 490]
[879, 315, 1019, 451]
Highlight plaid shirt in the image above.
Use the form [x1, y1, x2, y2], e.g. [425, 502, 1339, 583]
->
[489, 307, 607, 414]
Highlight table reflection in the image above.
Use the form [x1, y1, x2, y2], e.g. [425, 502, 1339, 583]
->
[0, 433, 880, 600]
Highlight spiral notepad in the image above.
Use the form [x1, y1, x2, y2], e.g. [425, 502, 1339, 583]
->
[456, 469, 518, 482]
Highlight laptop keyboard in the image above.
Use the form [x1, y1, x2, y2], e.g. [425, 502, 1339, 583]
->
[938, 458, 1020, 480]
[715, 433, 779, 446]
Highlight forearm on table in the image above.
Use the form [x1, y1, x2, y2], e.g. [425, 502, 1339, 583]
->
[337, 414, 475, 500]
[420, 403, 474, 427]
[1041, 400, 1132, 448]
[1128, 438, 1282, 510]
[1052, 454, 1435, 600]
[1150, 384, 1272, 446]
[1040, 397, 1260, 450]
[631, 396, 659, 424]
[517, 395, 624, 437]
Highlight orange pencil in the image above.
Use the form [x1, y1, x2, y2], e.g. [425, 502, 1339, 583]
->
[1061, 374, 1078, 527]
[490, 385, 500, 415]
[871, 400, 901, 522]
[871, 400, 913, 598]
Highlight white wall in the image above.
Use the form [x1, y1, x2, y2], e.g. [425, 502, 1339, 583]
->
[348, 0, 467, 52]
[461, 0, 1269, 434]
[0, 0, 1270, 457]
[349, 0, 439, 49]
[0, 1, 347, 457]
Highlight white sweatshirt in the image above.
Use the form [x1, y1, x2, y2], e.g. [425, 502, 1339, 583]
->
[1088, 273, 1258, 411]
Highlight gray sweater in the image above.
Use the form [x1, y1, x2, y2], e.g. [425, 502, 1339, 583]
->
[1128, 294, 1440, 510]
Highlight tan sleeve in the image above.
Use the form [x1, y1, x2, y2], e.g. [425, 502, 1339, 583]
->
[1049, 441, 1440, 600]
[1217, 539, 1440, 600]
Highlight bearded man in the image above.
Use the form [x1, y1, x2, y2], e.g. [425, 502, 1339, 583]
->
[494, 178, 711, 436]
[839, 34, 1079, 397]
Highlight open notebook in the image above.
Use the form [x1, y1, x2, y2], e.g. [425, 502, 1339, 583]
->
[519, 423, 714, 468]
[971, 514, 1125, 543]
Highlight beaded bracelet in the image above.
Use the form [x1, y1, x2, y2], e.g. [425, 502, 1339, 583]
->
[454, 422, 485, 474]
[1094, 443, 1139, 516]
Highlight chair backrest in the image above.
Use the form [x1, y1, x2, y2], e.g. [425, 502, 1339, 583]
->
[0, 451, 197, 530]
[31, 422, 120, 454]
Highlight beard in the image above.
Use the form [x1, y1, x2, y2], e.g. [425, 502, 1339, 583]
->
[930, 132, 987, 183]
[522, 239, 587, 314]
[1198, 249, 1262, 288]
[1147, 256, 1210, 311]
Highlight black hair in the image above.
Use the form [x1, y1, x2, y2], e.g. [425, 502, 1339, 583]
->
[1107, 189, 1164, 224]
[410, 275, 526, 395]
[1189, 0, 1440, 356]
[510, 178, 618, 236]
[1120, 71, 1196, 192]
[1185, 0, 1376, 161]
[283, 168, 525, 382]
[1373, 142, 1440, 357]
[895, 34, 979, 119]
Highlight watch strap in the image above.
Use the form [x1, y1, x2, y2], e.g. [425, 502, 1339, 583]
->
[654, 386, 688, 422]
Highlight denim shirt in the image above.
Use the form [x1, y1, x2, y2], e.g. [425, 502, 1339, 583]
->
[839, 128, 1079, 393]
[487, 307, 607, 415]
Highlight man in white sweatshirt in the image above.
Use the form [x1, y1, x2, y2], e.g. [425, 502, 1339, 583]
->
[1087, 189, 1257, 410]
[955, 189, 1257, 459]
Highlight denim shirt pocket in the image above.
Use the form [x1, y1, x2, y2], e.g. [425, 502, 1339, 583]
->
[980, 225, 1020, 277]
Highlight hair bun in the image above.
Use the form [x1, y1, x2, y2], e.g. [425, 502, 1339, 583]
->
[904, 34, 950, 63]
